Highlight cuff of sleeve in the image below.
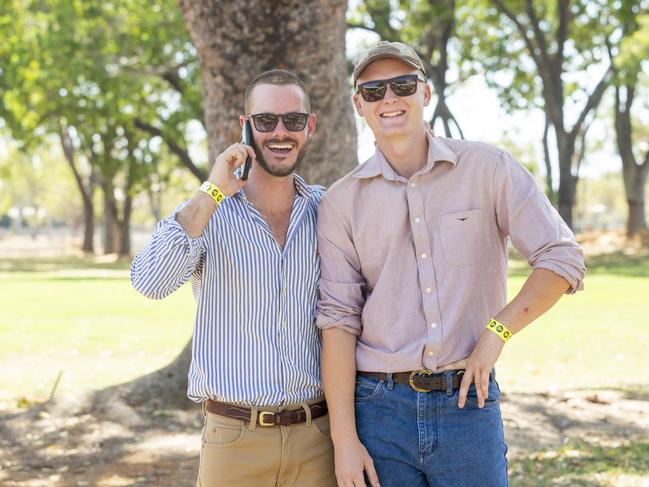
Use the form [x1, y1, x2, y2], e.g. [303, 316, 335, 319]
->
[154, 202, 206, 256]
[534, 262, 585, 294]
[315, 316, 362, 336]
[169, 215, 205, 254]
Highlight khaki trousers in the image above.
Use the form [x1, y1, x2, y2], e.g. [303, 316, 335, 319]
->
[196, 396, 337, 487]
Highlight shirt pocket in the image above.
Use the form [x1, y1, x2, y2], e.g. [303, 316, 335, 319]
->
[438, 209, 486, 267]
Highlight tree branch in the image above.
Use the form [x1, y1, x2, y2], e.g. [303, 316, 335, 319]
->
[570, 65, 612, 140]
[346, 22, 379, 35]
[134, 118, 205, 182]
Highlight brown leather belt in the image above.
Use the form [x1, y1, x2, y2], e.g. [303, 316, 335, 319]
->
[358, 370, 465, 393]
[205, 399, 328, 427]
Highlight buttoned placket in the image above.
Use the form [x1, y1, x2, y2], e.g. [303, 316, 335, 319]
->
[278, 192, 311, 403]
[406, 173, 442, 370]
[238, 189, 310, 404]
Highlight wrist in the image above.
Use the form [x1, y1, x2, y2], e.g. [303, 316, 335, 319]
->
[199, 181, 226, 205]
[331, 427, 360, 446]
[485, 318, 512, 343]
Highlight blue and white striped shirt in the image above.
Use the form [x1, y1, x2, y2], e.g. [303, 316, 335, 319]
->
[131, 176, 324, 406]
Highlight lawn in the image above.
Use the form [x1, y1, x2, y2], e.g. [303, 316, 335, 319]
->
[0, 253, 647, 486]
[0, 256, 194, 402]
[1, 254, 646, 401]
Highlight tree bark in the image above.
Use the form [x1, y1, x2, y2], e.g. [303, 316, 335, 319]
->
[177, 0, 356, 185]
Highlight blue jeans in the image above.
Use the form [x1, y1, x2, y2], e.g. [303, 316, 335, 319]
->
[354, 371, 508, 487]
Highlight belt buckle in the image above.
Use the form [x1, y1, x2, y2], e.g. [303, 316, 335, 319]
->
[409, 369, 433, 392]
[258, 411, 276, 427]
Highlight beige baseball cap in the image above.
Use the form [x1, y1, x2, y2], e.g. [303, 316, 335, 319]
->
[353, 41, 427, 87]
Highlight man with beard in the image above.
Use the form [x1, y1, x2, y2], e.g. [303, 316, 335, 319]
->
[132, 70, 336, 487]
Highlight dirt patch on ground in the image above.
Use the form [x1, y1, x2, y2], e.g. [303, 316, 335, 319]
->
[1, 389, 647, 486]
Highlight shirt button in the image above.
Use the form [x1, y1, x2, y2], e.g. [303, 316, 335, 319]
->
[425, 287, 432, 294]
[410, 182, 416, 188]
[421, 253, 427, 259]
[414, 217, 421, 223]
[427, 351, 435, 357]
[430, 322, 438, 329]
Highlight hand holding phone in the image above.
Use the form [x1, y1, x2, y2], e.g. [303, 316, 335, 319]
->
[235, 119, 255, 180]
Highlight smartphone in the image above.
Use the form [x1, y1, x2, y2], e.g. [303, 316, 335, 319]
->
[236, 119, 254, 181]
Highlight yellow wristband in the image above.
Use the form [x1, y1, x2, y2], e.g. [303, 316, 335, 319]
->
[486, 319, 512, 343]
[199, 181, 226, 205]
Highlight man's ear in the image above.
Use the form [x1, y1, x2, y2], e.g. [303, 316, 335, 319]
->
[239, 115, 246, 129]
[307, 113, 317, 136]
[423, 82, 432, 107]
[352, 93, 364, 117]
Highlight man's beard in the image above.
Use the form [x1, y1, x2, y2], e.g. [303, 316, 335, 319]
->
[256, 138, 308, 177]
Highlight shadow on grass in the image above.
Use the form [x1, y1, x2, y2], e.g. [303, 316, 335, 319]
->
[510, 439, 649, 487]
[0, 398, 200, 487]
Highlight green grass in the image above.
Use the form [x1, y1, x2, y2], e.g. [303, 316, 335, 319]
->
[498, 272, 649, 393]
[0, 257, 194, 401]
[1, 254, 647, 484]
[510, 440, 649, 486]
[1, 254, 647, 401]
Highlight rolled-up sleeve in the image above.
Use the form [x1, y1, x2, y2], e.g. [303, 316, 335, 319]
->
[315, 196, 366, 335]
[493, 151, 585, 293]
[131, 201, 207, 299]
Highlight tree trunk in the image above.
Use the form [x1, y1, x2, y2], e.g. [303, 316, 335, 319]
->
[103, 186, 118, 254]
[81, 195, 95, 253]
[93, 0, 356, 410]
[58, 127, 95, 253]
[615, 83, 648, 236]
[177, 0, 356, 185]
[556, 132, 577, 229]
[92, 340, 193, 413]
[118, 193, 132, 257]
[623, 162, 648, 235]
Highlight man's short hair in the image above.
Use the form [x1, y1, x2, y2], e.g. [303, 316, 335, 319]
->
[244, 70, 310, 113]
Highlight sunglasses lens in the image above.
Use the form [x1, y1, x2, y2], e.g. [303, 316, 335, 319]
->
[252, 114, 279, 132]
[390, 76, 418, 96]
[359, 75, 421, 101]
[282, 112, 308, 131]
[360, 81, 387, 102]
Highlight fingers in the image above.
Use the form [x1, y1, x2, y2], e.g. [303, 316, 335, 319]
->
[480, 369, 490, 404]
[364, 455, 381, 487]
[458, 364, 491, 409]
[457, 368, 472, 408]
[241, 144, 257, 162]
[474, 372, 485, 408]
[439, 357, 467, 372]
[223, 143, 250, 167]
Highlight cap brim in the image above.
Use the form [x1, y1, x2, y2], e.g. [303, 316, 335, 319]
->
[354, 54, 421, 86]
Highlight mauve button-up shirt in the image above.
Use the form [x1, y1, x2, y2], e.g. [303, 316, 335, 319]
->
[315, 132, 585, 373]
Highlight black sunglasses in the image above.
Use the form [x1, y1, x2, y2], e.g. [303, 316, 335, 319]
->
[248, 112, 310, 132]
[356, 74, 426, 102]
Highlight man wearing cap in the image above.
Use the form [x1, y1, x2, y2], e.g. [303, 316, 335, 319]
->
[316, 41, 585, 487]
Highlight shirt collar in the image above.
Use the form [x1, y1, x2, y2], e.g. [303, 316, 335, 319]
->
[354, 131, 457, 181]
[234, 173, 312, 202]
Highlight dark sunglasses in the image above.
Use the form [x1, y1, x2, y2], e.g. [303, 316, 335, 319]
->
[356, 74, 426, 102]
[248, 112, 310, 132]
